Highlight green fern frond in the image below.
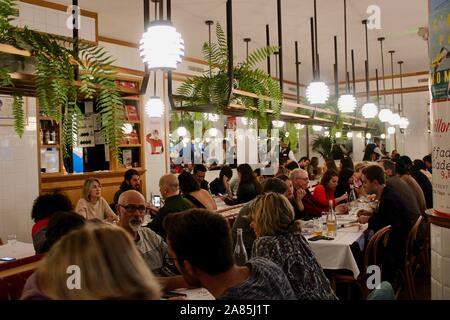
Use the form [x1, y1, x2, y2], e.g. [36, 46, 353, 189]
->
[243, 45, 279, 69]
[12, 95, 24, 137]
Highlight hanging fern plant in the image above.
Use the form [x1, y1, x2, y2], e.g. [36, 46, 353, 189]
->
[0, 0, 126, 159]
[177, 22, 282, 127]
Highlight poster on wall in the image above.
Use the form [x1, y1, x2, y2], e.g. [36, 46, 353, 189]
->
[146, 125, 164, 155]
[430, 0, 450, 216]
[77, 115, 95, 147]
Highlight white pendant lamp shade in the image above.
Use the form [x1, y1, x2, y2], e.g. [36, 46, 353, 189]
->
[272, 120, 285, 128]
[294, 123, 305, 130]
[312, 125, 323, 132]
[335, 132, 342, 138]
[387, 126, 396, 135]
[306, 81, 330, 105]
[209, 128, 218, 137]
[337, 94, 357, 113]
[380, 133, 386, 139]
[399, 117, 410, 129]
[177, 126, 187, 137]
[361, 103, 378, 119]
[388, 113, 401, 126]
[324, 130, 330, 137]
[378, 108, 393, 122]
[366, 133, 372, 139]
[347, 132, 353, 138]
[145, 96, 164, 118]
[139, 21, 184, 70]
[122, 123, 133, 134]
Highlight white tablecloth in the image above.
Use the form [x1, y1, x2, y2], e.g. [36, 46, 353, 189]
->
[175, 288, 215, 300]
[0, 241, 35, 263]
[307, 224, 367, 279]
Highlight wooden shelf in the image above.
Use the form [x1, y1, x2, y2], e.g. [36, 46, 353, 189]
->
[40, 144, 61, 148]
[119, 144, 141, 147]
[125, 120, 141, 124]
[39, 117, 58, 121]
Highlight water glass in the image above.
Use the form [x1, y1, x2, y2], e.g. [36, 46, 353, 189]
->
[313, 218, 323, 236]
[7, 234, 17, 246]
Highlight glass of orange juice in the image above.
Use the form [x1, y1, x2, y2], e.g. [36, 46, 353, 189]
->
[313, 218, 323, 236]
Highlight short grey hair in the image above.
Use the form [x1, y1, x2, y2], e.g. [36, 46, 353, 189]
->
[289, 168, 308, 180]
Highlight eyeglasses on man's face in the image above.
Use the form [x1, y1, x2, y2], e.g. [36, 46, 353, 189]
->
[118, 204, 146, 213]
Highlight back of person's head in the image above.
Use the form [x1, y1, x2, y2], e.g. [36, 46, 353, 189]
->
[423, 154, 432, 164]
[320, 170, 338, 189]
[362, 165, 386, 185]
[286, 161, 300, 171]
[289, 168, 308, 180]
[262, 178, 288, 194]
[354, 162, 368, 173]
[374, 137, 381, 144]
[395, 158, 409, 175]
[400, 155, 413, 168]
[325, 159, 338, 172]
[178, 171, 200, 194]
[338, 168, 354, 186]
[37, 224, 161, 300]
[276, 174, 290, 182]
[412, 159, 426, 171]
[163, 209, 233, 275]
[253, 168, 261, 177]
[31, 192, 73, 222]
[159, 174, 180, 192]
[340, 157, 354, 171]
[219, 165, 233, 180]
[383, 159, 396, 175]
[275, 166, 289, 177]
[193, 164, 207, 174]
[249, 192, 300, 236]
[40, 211, 86, 253]
[310, 157, 319, 166]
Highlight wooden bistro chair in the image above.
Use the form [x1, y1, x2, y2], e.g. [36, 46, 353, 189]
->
[333, 225, 393, 300]
[403, 215, 425, 300]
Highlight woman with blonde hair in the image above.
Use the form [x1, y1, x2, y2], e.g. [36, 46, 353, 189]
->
[30, 224, 161, 300]
[75, 177, 118, 222]
[249, 192, 336, 300]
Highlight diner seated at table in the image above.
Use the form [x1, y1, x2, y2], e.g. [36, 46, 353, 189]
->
[118, 190, 178, 277]
[399, 156, 433, 209]
[357, 165, 411, 283]
[383, 160, 422, 225]
[193, 164, 210, 192]
[209, 165, 233, 196]
[23, 223, 162, 300]
[340, 157, 355, 171]
[334, 168, 355, 204]
[75, 177, 118, 222]
[276, 175, 311, 220]
[324, 158, 339, 173]
[353, 162, 368, 197]
[178, 171, 217, 210]
[298, 157, 310, 170]
[307, 156, 320, 180]
[232, 178, 290, 255]
[412, 159, 432, 182]
[30, 191, 73, 254]
[223, 164, 261, 206]
[395, 158, 429, 212]
[163, 209, 296, 300]
[312, 170, 349, 212]
[249, 193, 337, 300]
[146, 174, 193, 239]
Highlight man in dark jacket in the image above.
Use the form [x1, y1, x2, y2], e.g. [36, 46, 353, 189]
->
[193, 164, 210, 192]
[113, 169, 141, 207]
[358, 165, 411, 283]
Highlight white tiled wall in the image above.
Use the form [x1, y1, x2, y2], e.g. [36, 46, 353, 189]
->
[12, 2, 96, 42]
[431, 224, 450, 299]
[0, 98, 39, 244]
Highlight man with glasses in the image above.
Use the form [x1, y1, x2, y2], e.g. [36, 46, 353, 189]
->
[290, 168, 324, 218]
[117, 190, 176, 276]
[146, 174, 192, 240]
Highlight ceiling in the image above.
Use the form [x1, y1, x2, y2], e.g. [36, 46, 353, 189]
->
[51, 0, 428, 84]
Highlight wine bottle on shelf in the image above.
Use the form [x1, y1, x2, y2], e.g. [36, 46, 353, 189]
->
[233, 228, 248, 266]
[50, 124, 56, 144]
[39, 127, 43, 145]
[44, 123, 50, 145]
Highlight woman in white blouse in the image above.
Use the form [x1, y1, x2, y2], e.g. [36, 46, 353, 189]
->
[75, 177, 118, 222]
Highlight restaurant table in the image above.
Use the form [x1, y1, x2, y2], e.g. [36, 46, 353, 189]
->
[0, 241, 36, 264]
[172, 288, 215, 300]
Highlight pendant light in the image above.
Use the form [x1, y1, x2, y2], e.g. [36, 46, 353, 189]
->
[295, 123, 305, 130]
[312, 125, 323, 132]
[272, 120, 285, 128]
[306, 0, 330, 105]
[139, 0, 184, 70]
[398, 61, 409, 129]
[377, 37, 392, 122]
[387, 50, 400, 125]
[145, 2, 165, 118]
[338, 0, 357, 113]
[361, 20, 378, 119]
[387, 126, 396, 135]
